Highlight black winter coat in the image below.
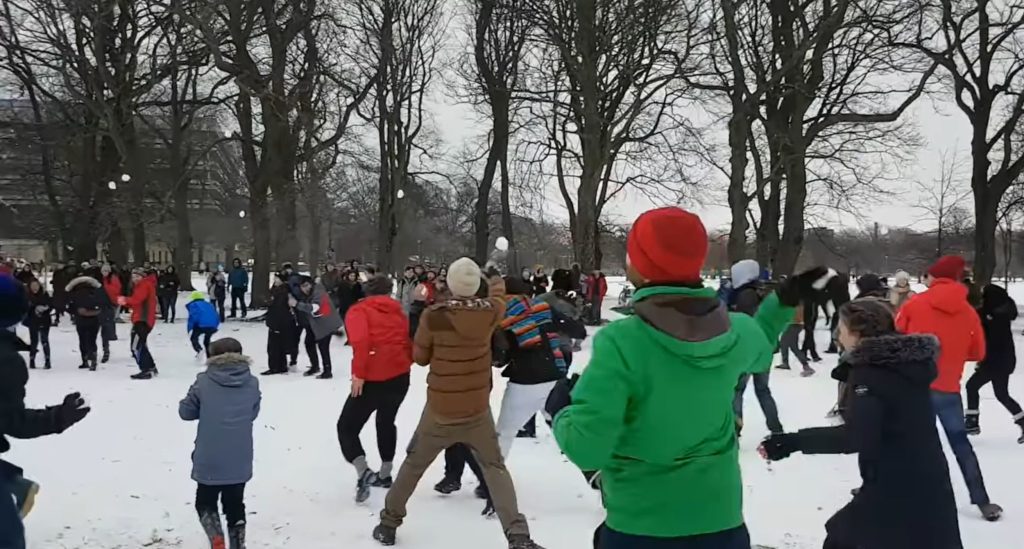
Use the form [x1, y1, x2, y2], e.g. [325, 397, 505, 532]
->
[728, 283, 763, 317]
[793, 334, 962, 549]
[158, 271, 181, 297]
[0, 331, 64, 454]
[66, 276, 110, 325]
[23, 290, 52, 329]
[265, 284, 297, 333]
[977, 284, 1017, 374]
[335, 280, 364, 319]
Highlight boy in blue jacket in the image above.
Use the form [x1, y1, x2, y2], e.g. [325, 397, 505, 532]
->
[187, 291, 221, 357]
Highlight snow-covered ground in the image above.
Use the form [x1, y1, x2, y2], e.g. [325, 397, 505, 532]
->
[8, 276, 1023, 548]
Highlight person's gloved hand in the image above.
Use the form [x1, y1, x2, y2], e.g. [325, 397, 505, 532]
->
[543, 373, 580, 422]
[55, 392, 91, 433]
[776, 267, 836, 307]
[758, 432, 799, 461]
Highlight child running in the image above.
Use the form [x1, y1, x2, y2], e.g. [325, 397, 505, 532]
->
[187, 291, 221, 358]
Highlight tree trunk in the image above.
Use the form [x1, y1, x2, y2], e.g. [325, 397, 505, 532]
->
[248, 189, 272, 306]
[474, 142, 501, 264]
[773, 149, 807, 275]
[499, 152, 517, 270]
[973, 186, 999, 285]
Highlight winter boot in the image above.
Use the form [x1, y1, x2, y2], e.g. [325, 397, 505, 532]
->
[89, 354, 98, 371]
[78, 359, 89, 370]
[356, 469, 376, 503]
[1015, 414, 1024, 444]
[101, 344, 110, 364]
[303, 365, 320, 377]
[372, 474, 393, 489]
[198, 509, 226, 549]
[317, 370, 333, 380]
[131, 369, 156, 380]
[372, 524, 396, 546]
[433, 477, 462, 495]
[980, 502, 1003, 522]
[507, 534, 546, 549]
[965, 411, 981, 436]
[29, 354, 36, 369]
[474, 484, 489, 500]
[43, 357, 51, 370]
[228, 520, 246, 549]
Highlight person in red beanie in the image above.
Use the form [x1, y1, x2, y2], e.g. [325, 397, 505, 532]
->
[546, 207, 833, 548]
[895, 255, 1001, 521]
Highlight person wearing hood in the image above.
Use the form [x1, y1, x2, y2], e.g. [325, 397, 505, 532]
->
[965, 284, 1024, 444]
[895, 255, 1001, 521]
[336, 270, 365, 328]
[187, 291, 221, 357]
[207, 267, 228, 323]
[545, 207, 829, 549]
[179, 338, 261, 549]
[158, 265, 182, 323]
[120, 268, 159, 380]
[889, 270, 916, 310]
[262, 274, 297, 376]
[531, 267, 549, 297]
[22, 279, 52, 370]
[761, 299, 963, 549]
[337, 275, 412, 503]
[293, 276, 343, 379]
[65, 274, 110, 371]
[855, 273, 889, 301]
[373, 258, 545, 549]
[228, 258, 249, 319]
[396, 267, 418, 315]
[730, 259, 784, 436]
[0, 274, 90, 549]
[320, 262, 342, 307]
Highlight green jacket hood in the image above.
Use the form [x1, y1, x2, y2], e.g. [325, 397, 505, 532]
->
[632, 286, 739, 368]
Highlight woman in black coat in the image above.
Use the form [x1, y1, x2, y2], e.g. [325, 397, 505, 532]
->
[761, 299, 962, 549]
[965, 284, 1023, 443]
[22, 279, 52, 369]
[157, 266, 182, 323]
[262, 275, 297, 376]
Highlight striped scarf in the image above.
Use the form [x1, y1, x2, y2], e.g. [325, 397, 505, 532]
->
[502, 295, 566, 373]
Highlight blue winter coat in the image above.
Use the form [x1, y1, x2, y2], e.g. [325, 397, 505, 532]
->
[179, 353, 261, 485]
[228, 267, 249, 290]
[186, 300, 221, 333]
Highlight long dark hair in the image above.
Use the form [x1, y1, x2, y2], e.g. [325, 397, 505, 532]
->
[839, 299, 895, 339]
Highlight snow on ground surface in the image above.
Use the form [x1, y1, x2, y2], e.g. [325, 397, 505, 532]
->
[8, 275, 1023, 548]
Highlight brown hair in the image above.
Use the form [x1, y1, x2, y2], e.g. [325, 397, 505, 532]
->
[839, 299, 895, 339]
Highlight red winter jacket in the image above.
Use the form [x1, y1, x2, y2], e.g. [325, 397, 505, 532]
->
[102, 275, 122, 305]
[346, 296, 413, 382]
[125, 276, 158, 328]
[895, 279, 985, 393]
[586, 275, 608, 300]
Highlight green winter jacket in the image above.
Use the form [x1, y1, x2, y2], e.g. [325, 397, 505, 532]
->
[553, 285, 794, 538]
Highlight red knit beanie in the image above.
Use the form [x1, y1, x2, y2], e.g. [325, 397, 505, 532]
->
[627, 207, 708, 284]
[928, 255, 966, 281]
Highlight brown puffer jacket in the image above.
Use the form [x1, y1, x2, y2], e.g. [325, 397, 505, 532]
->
[413, 278, 506, 422]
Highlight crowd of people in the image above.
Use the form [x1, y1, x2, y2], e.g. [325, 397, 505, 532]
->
[1, 206, 1022, 549]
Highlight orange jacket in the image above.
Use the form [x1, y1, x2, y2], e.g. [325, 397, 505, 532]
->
[895, 279, 985, 393]
[124, 276, 158, 328]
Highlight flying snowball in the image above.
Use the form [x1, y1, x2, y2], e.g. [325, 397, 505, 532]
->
[224, 130, 233, 138]
[238, 210, 246, 219]
[120, 173, 131, 182]
[397, 189, 405, 199]
[107, 181, 117, 190]
[495, 237, 509, 251]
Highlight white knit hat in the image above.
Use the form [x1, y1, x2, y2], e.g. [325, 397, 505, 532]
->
[730, 259, 760, 288]
[447, 257, 482, 298]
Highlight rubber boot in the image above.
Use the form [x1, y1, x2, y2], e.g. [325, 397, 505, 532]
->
[965, 411, 981, 436]
[199, 509, 226, 549]
[228, 520, 246, 549]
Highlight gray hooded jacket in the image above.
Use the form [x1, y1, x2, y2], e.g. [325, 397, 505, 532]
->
[294, 282, 344, 340]
[179, 353, 261, 485]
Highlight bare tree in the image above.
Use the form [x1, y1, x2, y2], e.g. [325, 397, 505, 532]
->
[915, 150, 972, 258]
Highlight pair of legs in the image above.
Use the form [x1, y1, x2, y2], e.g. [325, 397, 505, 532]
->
[191, 327, 218, 356]
[931, 391, 991, 507]
[131, 322, 157, 374]
[302, 326, 332, 376]
[27, 324, 50, 367]
[966, 368, 1024, 426]
[496, 381, 557, 457]
[733, 372, 783, 434]
[594, 523, 750, 549]
[337, 373, 411, 480]
[213, 297, 226, 322]
[230, 288, 247, 318]
[195, 483, 246, 548]
[589, 297, 603, 324]
[265, 329, 293, 374]
[778, 324, 813, 374]
[75, 318, 100, 367]
[379, 410, 530, 541]
[160, 293, 178, 322]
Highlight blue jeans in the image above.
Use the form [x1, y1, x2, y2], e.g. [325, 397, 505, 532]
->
[733, 372, 783, 434]
[596, 524, 750, 549]
[0, 477, 25, 549]
[931, 391, 990, 505]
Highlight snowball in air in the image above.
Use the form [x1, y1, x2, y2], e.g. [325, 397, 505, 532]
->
[495, 237, 509, 251]
[120, 174, 131, 182]
[397, 189, 405, 199]
[107, 181, 117, 190]
[238, 210, 246, 219]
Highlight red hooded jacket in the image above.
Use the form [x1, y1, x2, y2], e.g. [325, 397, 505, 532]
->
[895, 279, 985, 393]
[102, 275, 122, 305]
[346, 296, 413, 382]
[124, 276, 158, 328]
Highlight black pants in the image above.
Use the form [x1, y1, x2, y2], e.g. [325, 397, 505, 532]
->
[780, 324, 809, 368]
[160, 293, 178, 322]
[131, 322, 156, 371]
[444, 443, 484, 484]
[230, 288, 247, 318]
[28, 325, 50, 360]
[76, 318, 100, 360]
[337, 373, 411, 464]
[966, 367, 1023, 417]
[594, 523, 750, 549]
[190, 327, 217, 355]
[303, 326, 332, 373]
[213, 297, 226, 322]
[267, 329, 291, 373]
[195, 483, 246, 527]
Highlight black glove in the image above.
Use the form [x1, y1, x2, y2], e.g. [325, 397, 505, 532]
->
[776, 267, 833, 307]
[55, 392, 90, 433]
[543, 373, 579, 423]
[759, 432, 799, 461]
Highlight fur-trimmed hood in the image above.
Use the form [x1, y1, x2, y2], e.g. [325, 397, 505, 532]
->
[204, 353, 253, 388]
[66, 275, 101, 293]
[844, 334, 939, 386]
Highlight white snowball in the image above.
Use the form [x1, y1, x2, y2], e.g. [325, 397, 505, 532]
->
[495, 237, 509, 251]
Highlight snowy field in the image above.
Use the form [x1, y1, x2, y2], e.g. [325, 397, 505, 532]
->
[7, 276, 1023, 548]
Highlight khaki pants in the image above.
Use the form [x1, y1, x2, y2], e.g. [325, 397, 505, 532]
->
[380, 409, 530, 538]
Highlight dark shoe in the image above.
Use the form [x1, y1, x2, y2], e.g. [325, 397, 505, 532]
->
[372, 524, 396, 546]
[43, 358, 51, 370]
[482, 499, 495, 517]
[356, 469, 376, 503]
[800, 368, 815, 378]
[289, 357, 298, 367]
[965, 413, 981, 436]
[260, 369, 287, 376]
[228, 520, 246, 549]
[508, 534, 545, 549]
[474, 484, 489, 500]
[516, 430, 536, 439]
[303, 366, 320, 377]
[101, 350, 110, 364]
[980, 503, 1002, 522]
[372, 475, 393, 488]
[434, 477, 462, 495]
[131, 370, 155, 380]
[776, 364, 791, 370]
[29, 356, 36, 369]
[79, 361, 89, 369]
[1017, 419, 1024, 444]
[317, 371, 333, 380]
[89, 356, 97, 371]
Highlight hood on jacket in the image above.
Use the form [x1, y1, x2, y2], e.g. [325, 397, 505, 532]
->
[430, 298, 502, 340]
[205, 352, 253, 387]
[362, 294, 404, 316]
[632, 286, 738, 368]
[921, 279, 970, 315]
[844, 334, 939, 386]
[856, 274, 885, 295]
[66, 275, 101, 293]
[981, 284, 1015, 315]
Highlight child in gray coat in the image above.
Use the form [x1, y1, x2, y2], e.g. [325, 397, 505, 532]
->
[179, 338, 261, 549]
